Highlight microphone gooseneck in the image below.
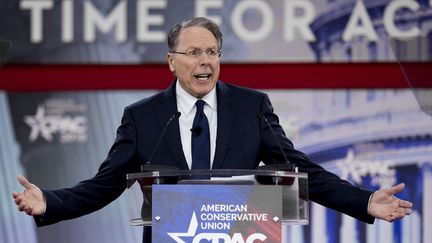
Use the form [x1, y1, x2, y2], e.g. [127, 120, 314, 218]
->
[142, 112, 181, 171]
[257, 112, 296, 172]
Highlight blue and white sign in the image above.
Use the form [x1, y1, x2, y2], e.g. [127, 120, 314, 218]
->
[152, 184, 283, 242]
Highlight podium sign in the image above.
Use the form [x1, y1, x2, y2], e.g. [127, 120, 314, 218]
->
[152, 184, 282, 242]
[127, 169, 309, 242]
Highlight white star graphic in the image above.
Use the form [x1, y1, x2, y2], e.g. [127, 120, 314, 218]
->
[24, 105, 53, 142]
[167, 212, 198, 243]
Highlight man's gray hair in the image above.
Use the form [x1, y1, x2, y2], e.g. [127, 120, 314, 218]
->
[167, 17, 223, 52]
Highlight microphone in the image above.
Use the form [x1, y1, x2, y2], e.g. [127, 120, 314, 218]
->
[190, 126, 202, 136]
[141, 112, 181, 172]
[257, 113, 296, 172]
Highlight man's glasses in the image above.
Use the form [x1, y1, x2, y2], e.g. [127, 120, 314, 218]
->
[171, 48, 222, 59]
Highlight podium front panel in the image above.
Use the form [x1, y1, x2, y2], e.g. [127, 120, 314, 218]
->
[152, 184, 282, 242]
[127, 169, 309, 229]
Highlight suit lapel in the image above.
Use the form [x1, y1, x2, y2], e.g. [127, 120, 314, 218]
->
[212, 81, 234, 169]
[155, 81, 189, 170]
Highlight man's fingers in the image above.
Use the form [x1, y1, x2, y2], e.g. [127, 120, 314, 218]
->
[18, 204, 26, 211]
[14, 196, 22, 205]
[399, 199, 413, 208]
[395, 207, 411, 218]
[401, 207, 411, 215]
[17, 175, 32, 190]
[388, 183, 405, 195]
[24, 207, 33, 215]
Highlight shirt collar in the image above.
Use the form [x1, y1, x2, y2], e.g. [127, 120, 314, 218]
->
[176, 80, 217, 115]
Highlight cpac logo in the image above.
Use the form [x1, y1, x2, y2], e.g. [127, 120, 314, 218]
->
[337, 149, 395, 186]
[168, 212, 267, 243]
[24, 105, 87, 143]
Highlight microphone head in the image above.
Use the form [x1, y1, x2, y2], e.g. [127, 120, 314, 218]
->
[174, 111, 181, 118]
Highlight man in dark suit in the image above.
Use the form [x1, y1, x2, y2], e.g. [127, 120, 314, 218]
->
[13, 17, 412, 241]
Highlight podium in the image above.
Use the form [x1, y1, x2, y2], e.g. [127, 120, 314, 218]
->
[127, 169, 308, 242]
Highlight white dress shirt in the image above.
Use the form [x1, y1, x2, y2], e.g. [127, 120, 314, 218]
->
[176, 81, 217, 169]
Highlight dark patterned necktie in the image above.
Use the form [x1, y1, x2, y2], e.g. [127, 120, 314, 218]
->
[191, 100, 210, 174]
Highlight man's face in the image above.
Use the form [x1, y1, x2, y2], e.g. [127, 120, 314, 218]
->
[167, 26, 220, 98]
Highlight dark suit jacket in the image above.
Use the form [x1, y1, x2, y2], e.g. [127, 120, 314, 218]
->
[35, 80, 374, 230]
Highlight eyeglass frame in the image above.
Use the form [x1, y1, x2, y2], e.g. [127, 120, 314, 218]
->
[170, 48, 222, 59]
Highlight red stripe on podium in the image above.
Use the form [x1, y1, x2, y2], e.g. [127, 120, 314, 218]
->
[0, 63, 430, 91]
